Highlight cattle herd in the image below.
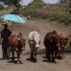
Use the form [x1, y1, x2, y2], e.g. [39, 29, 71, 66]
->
[3, 30, 71, 64]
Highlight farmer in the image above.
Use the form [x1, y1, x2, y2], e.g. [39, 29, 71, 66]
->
[1, 24, 12, 59]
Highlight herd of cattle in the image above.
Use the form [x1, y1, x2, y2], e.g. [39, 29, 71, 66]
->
[6, 31, 71, 63]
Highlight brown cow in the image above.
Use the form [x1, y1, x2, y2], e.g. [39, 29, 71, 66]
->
[44, 31, 59, 62]
[57, 34, 69, 59]
[9, 32, 26, 64]
[44, 31, 69, 62]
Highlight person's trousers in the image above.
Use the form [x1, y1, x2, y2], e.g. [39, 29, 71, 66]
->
[2, 41, 10, 59]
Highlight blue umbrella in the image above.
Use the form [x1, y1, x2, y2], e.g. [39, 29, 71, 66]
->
[0, 14, 27, 24]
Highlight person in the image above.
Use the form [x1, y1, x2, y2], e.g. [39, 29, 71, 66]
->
[1, 24, 12, 59]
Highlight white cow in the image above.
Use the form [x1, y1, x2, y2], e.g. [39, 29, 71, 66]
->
[28, 31, 41, 61]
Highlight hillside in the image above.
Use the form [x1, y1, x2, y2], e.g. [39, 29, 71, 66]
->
[22, 3, 71, 25]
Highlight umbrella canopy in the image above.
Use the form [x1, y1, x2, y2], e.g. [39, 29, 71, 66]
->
[0, 14, 27, 24]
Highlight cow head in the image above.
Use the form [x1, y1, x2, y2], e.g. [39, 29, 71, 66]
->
[17, 32, 22, 38]
[60, 36, 69, 49]
[32, 33, 41, 49]
[34, 36, 41, 48]
[57, 33, 69, 48]
[56, 35, 69, 59]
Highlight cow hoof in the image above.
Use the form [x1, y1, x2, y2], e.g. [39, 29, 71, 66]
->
[31, 58, 37, 62]
[57, 56, 62, 60]
[12, 59, 14, 62]
[19, 61, 23, 64]
[32, 60, 37, 62]
[47, 60, 51, 62]
[17, 61, 23, 64]
[51, 60, 56, 63]
[17, 61, 20, 64]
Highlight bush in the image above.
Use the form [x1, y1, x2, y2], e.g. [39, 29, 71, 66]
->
[46, 11, 71, 25]
[0, 5, 4, 10]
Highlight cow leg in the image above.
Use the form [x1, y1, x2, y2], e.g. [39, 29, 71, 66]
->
[51, 50, 54, 61]
[47, 48, 51, 61]
[17, 52, 19, 63]
[51, 49, 57, 62]
[34, 48, 38, 62]
[61, 48, 64, 59]
[57, 48, 62, 59]
[34, 51, 37, 60]
[30, 50, 34, 61]
[17, 52, 22, 64]
[58, 48, 64, 59]
[45, 47, 48, 58]
[12, 51, 15, 62]
[29, 42, 34, 61]
[53, 47, 58, 61]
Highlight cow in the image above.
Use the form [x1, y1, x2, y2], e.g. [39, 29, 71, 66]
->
[44, 31, 59, 62]
[57, 34, 69, 59]
[9, 32, 26, 64]
[28, 31, 41, 62]
[44, 31, 69, 62]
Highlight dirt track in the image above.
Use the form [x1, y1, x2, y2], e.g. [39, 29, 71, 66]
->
[0, 19, 71, 71]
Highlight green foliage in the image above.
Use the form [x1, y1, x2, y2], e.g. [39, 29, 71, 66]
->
[47, 11, 71, 25]
[0, 5, 4, 10]
[4, 0, 21, 14]
[22, 0, 45, 18]
[4, 0, 20, 6]
[0, 7, 16, 16]
[22, 0, 71, 25]
[59, 0, 71, 13]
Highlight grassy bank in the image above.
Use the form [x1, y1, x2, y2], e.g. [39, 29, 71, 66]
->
[0, 7, 16, 16]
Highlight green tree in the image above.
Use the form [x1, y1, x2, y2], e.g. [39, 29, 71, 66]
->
[23, 0, 44, 17]
[67, 0, 71, 13]
[3, 0, 20, 14]
[59, 0, 71, 13]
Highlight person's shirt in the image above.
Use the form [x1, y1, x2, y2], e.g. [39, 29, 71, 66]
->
[1, 28, 12, 41]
